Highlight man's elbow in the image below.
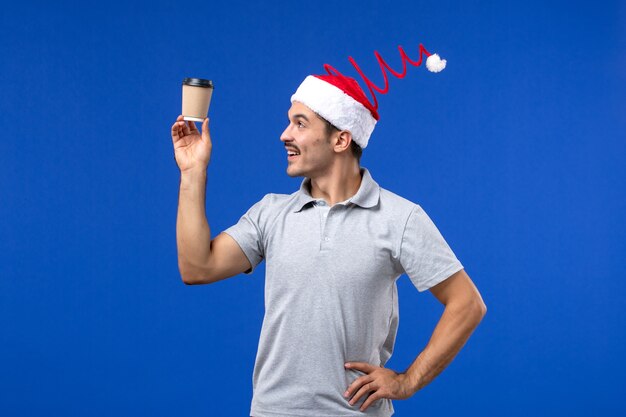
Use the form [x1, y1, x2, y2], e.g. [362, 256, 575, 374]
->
[180, 271, 212, 285]
[178, 262, 212, 285]
[451, 293, 486, 326]
[181, 274, 201, 285]
[470, 296, 487, 324]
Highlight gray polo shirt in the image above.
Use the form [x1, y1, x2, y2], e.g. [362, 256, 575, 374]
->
[223, 167, 464, 417]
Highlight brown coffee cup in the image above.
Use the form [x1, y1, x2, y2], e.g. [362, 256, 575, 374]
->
[182, 78, 214, 122]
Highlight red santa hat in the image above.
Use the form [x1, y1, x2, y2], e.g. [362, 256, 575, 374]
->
[291, 73, 378, 149]
[290, 46, 447, 149]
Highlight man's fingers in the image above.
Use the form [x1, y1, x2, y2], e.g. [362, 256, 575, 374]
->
[171, 122, 182, 140]
[349, 382, 376, 406]
[181, 120, 191, 136]
[187, 120, 198, 132]
[345, 362, 377, 373]
[345, 374, 372, 399]
[360, 391, 383, 412]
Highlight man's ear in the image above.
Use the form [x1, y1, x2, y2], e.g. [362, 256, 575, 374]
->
[335, 130, 353, 153]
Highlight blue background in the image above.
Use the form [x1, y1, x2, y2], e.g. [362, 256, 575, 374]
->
[1, 0, 624, 415]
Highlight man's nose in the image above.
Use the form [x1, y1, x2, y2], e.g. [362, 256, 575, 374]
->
[280, 125, 292, 143]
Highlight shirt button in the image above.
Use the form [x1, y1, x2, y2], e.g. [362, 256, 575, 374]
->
[324, 236, 330, 241]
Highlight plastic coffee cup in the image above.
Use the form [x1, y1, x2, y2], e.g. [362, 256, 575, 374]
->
[182, 78, 214, 122]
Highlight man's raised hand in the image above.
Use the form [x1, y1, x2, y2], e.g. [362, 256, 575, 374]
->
[171, 115, 212, 172]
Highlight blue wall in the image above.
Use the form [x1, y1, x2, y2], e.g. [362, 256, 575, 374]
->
[0, 0, 624, 415]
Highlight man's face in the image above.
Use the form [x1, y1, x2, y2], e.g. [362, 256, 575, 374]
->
[280, 101, 334, 178]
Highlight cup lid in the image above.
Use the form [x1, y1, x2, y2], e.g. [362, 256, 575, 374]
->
[183, 78, 214, 88]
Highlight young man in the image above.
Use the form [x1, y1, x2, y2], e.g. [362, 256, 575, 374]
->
[171, 72, 486, 417]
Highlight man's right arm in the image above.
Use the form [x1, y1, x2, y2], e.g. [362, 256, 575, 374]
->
[176, 168, 252, 285]
[171, 115, 252, 284]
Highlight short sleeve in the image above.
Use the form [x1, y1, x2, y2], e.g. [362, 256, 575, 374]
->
[399, 205, 464, 292]
[222, 194, 270, 275]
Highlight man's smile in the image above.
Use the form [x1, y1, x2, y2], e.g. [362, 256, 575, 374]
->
[286, 146, 300, 160]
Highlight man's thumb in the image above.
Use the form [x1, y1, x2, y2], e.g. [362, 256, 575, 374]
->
[202, 117, 211, 141]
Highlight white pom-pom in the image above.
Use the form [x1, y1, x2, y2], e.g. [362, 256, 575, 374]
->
[426, 53, 447, 73]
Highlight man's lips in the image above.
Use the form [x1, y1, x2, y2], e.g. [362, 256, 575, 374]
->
[286, 147, 300, 160]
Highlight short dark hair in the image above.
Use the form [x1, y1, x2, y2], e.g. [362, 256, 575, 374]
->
[321, 118, 363, 164]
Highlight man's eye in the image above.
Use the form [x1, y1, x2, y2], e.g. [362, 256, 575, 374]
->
[298, 121, 305, 128]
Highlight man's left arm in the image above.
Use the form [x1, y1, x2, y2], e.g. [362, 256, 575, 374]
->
[344, 269, 487, 411]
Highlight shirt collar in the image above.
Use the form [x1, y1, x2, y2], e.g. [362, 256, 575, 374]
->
[293, 167, 380, 213]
